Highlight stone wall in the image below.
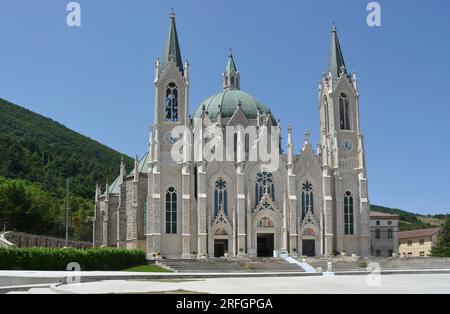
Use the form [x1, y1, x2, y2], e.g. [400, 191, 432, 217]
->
[3, 232, 92, 249]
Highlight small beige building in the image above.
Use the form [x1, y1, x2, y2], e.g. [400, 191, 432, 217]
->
[370, 211, 399, 257]
[399, 228, 441, 257]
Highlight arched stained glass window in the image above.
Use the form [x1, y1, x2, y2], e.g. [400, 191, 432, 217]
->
[255, 171, 275, 206]
[344, 191, 354, 235]
[165, 187, 177, 234]
[301, 181, 314, 220]
[165, 82, 179, 122]
[214, 178, 228, 217]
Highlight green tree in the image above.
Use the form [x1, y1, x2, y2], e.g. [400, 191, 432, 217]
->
[431, 217, 450, 257]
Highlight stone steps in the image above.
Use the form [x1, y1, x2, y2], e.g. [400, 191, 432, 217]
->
[160, 258, 304, 273]
[305, 257, 450, 272]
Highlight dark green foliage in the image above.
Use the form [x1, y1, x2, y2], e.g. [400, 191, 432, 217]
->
[431, 217, 450, 257]
[0, 247, 146, 271]
[0, 98, 134, 241]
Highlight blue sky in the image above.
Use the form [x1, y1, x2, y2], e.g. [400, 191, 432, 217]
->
[0, 0, 449, 215]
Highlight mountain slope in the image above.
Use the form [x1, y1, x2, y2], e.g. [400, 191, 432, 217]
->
[0, 98, 134, 241]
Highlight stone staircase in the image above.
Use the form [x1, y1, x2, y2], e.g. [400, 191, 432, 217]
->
[160, 258, 304, 273]
[305, 257, 450, 272]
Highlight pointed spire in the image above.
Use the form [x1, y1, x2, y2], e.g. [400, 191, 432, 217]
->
[120, 158, 126, 179]
[287, 126, 294, 166]
[95, 182, 99, 202]
[105, 180, 110, 201]
[163, 12, 183, 74]
[134, 155, 140, 182]
[226, 49, 237, 72]
[223, 50, 240, 90]
[328, 24, 347, 78]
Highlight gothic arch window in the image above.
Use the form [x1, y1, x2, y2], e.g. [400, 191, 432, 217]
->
[344, 191, 354, 235]
[339, 94, 351, 131]
[225, 76, 229, 86]
[214, 178, 228, 217]
[255, 171, 275, 206]
[301, 181, 314, 220]
[165, 187, 177, 234]
[230, 76, 235, 85]
[165, 82, 179, 122]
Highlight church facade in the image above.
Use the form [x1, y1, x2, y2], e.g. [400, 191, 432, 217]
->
[93, 15, 371, 259]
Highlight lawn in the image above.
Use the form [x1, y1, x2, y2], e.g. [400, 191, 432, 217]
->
[122, 264, 172, 273]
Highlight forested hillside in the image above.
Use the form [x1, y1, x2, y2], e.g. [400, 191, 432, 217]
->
[0, 98, 133, 241]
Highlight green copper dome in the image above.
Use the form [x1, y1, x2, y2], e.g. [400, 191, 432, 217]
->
[193, 89, 277, 125]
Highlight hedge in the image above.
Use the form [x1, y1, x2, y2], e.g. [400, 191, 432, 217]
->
[0, 247, 146, 271]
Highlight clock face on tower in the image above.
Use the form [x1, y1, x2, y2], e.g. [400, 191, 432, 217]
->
[340, 139, 353, 152]
[164, 131, 179, 145]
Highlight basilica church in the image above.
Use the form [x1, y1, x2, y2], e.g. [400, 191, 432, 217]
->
[93, 14, 371, 259]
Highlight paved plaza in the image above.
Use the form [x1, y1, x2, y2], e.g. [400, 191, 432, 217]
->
[26, 274, 450, 294]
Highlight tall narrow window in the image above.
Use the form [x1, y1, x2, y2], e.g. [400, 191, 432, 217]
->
[214, 178, 228, 217]
[255, 171, 275, 206]
[344, 191, 354, 235]
[165, 82, 179, 122]
[165, 187, 177, 234]
[324, 96, 330, 132]
[144, 198, 148, 235]
[339, 94, 351, 130]
[301, 181, 314, 220]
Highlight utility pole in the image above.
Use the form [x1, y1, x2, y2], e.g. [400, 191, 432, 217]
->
[65, 178, 70, 248]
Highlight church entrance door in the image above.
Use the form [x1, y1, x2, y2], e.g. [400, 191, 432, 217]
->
[302, 240, 315, 257]
[214, 239, 228, 258]
[257, 233, 274, 257]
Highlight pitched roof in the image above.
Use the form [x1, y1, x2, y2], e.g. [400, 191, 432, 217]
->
[399, 228, 441, 239]
[370, 211, 400, 219]
[163, 14, 183, 74]
[328, 25, 347, 77]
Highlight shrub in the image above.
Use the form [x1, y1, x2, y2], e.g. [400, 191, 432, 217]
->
[0, 247, 146, 271]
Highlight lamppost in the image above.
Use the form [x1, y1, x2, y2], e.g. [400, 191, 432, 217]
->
[65, 178, 70, 248]
[2, 222, 7, 234]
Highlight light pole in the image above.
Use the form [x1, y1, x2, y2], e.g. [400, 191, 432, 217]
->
[65, 178, 70, 248]
[2, 222, 7, 234]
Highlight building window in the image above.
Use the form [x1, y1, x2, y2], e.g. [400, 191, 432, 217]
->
[231, 76, 235, 85]
[344, 191, 354, 235]
[388, 221, 392, 226]
[407, 241, 413, 246]
[388, 250, 393, 257]
[376, 250, 381, 257]
[376, 220, 380, 226]
[420, 252, 425, 257]
[419, 239, 425, 246]
[255, 171, 275, 206]
[387, 229, 393, 239]
[165, 187, 177, 234]
[339, 94, 351, 130]
[165, 82, 179, 122]
[408, 252, 413, 257]
[301, 181, 314, 221]
[214, 178, 228, 217]
[375, 229, 381, 239]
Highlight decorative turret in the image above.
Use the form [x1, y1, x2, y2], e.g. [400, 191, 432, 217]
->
[287, 126, 294, 167]
[105, 180, 110, 202]
[133, 155, 140, 182]
[223, 51, 240, 90]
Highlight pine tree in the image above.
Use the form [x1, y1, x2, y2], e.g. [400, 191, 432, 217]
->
[431, 216, 450, 257]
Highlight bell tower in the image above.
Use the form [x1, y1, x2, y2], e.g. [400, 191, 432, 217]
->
[319, 25, 370, 257]
[153, 12, 190, 155]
